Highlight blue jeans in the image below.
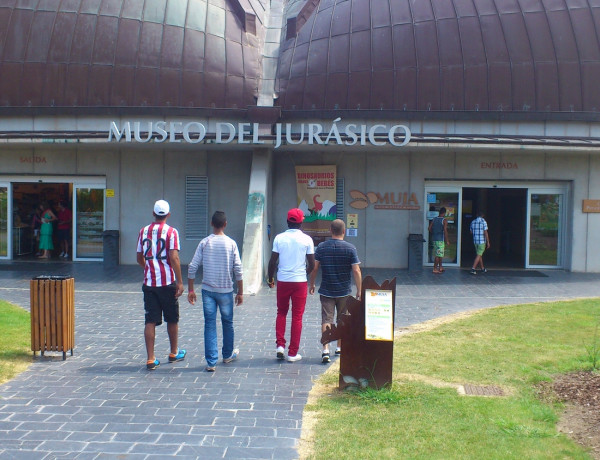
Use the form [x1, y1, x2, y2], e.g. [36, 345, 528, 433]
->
[201, 289, 234, 366]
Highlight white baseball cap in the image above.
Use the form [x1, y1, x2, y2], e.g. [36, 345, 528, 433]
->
[154, 200, 170, 216]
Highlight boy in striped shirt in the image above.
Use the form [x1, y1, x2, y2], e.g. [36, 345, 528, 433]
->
[137, 200, 186, 370]
[187, 211, 243, 372]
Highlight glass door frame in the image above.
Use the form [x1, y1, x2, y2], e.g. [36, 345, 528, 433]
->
[0, 181, 12, 259]
[0, 175, 105, 261]
[525, 186, 567, 269]
[73, 182, 106, 262]
[423, 185, 463, 267]
[426, 180, 569, 270]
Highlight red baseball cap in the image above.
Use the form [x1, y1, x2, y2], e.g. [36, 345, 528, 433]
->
[287, 208, 305, 223]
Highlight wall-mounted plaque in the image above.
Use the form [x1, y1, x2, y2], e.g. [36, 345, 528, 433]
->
[583, 200, 600, 213]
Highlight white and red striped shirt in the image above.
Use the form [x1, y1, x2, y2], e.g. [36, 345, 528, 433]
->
[137, 222, 180, 287]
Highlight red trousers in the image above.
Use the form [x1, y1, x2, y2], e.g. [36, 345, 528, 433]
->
[276, 281, 307, 357]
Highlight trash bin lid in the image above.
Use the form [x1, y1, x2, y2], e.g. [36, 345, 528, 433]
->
[408, 233, 426, 241]
[32, 275, 72, 280]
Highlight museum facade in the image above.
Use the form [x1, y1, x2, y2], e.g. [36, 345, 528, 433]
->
[1, 0, 599, 289]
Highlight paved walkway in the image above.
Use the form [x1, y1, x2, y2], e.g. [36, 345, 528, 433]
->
[1, 262, 600, 459]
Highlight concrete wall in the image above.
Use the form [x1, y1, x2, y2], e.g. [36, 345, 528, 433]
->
[588, 156, 600, 272]
[118, 148, 251, 264]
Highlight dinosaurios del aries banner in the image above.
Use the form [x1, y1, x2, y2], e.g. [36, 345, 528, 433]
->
[295, 165, 337, 241]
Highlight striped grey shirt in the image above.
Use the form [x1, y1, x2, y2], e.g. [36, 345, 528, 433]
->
[188, 234, 243, 293]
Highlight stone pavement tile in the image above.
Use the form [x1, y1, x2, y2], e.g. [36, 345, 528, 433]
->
[67, 432, 114, 442]
[189, 425, 234, 436]
[248, 435, 297, 448]
[224, 446, 279, 459]
[20, 430, 71, 441]
[1, 429, 30, 440]
[37, 440, 88, 452]
[12, 421, 63, 432]
[176, 445, 227, 457]
[156, 433, 206, 445]
[82, 441, 138, 454]
[253, 417, 299, 428]
[1, 440, 45, 452]
[233, 426, 276, 437]
[204, 435, 250, 447]
[129, 442, 182, 455]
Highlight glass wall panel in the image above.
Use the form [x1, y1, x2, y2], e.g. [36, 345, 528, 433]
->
[528, 193, 562, 266]
[0, 187, 7, 257]
[426, 191, 460, 265]
[75, 188, 104, 259]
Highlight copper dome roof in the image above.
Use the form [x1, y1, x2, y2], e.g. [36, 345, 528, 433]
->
[1, 0, 599, 116]
[276, 0, 600, 113]
[0, 0, 264, 109]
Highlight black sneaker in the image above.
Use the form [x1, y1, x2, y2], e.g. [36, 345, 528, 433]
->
[321, 352, 330, 364]
[470, 269, 477, 275]
[480, 268, 488, 273]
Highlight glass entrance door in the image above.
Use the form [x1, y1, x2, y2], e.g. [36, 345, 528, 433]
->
[0, 184, 9, 258]
[527, 190, 564, 268]
[74, 187, 105, 260]
[425, 188, 461, 266]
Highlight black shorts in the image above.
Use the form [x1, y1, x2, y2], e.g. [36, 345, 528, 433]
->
[142, 283, 179, 326]
[57, 228, 71, 241]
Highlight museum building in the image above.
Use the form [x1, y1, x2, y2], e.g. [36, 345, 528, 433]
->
[1, 0, 600, 291]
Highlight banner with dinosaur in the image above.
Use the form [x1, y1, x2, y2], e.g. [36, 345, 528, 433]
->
[295, 165, 337, 242]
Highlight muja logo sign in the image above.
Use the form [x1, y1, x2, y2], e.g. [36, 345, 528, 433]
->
[349, 190, 420, 210]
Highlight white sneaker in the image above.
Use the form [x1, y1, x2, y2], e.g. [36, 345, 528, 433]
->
[286, 354, 302, 362]
[59, 251, 65, 257]
[276, 346, 285, 360]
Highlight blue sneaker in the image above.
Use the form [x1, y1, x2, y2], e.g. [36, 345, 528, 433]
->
[146, 358, 160, 370]
[168, 349, 186, 363]
[223, 348, 239, 363]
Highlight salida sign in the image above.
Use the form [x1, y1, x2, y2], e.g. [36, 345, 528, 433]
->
[350, 190, 420, 210]
[107, 118, 411, 148]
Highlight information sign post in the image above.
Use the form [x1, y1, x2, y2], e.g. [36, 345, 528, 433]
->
[321, 276, 396, 390]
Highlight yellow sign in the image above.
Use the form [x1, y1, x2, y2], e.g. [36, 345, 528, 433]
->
[347, 213, 358, 228]
[583, 200, 600, 213]
[106, 189, 115, 198]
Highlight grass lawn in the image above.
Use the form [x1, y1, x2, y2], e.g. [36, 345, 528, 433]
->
[301, 299, 600, 459]
[0, 300, 31, 385]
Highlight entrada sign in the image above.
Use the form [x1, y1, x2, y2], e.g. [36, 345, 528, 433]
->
[107, 118, 411, 148]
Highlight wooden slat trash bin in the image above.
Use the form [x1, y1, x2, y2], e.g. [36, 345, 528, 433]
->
[30, 276, 75, 360]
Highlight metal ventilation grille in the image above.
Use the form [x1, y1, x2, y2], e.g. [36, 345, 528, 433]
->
[185, 176, 208, 240]
[336, 177, 344, 219]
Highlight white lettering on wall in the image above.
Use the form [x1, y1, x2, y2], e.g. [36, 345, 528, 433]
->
[107, 119, 412, 148]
